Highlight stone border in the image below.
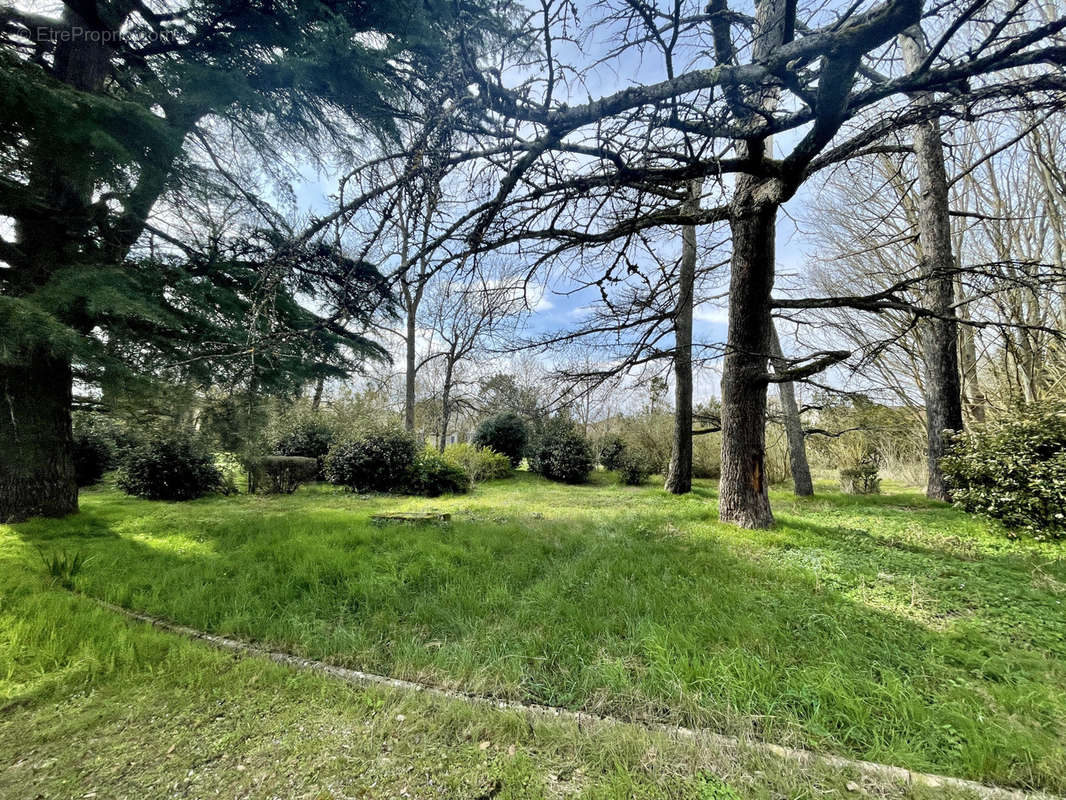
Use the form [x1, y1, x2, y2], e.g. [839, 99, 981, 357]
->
[100, 600, 1061, 800]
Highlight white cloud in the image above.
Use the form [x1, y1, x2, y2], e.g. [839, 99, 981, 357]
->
[694, 304, 729, 325]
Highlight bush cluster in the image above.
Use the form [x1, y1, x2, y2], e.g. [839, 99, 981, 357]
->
[597, 435, 627, 471]
[839, 463, 880, 495]
[410, 448, 471, 497]
[473, 412, 529, 467]
[250, 456, 320, 494]
[72, 430, 112, 487]
[442, 443, 511, 482]
[323, 429, 417, 493]
[528, 424, 594, 484]
[941, 404, 1066, 539]
[116, 435, 222, 501]
[274, 421, 334, 475]
[618, 452, 653, 486]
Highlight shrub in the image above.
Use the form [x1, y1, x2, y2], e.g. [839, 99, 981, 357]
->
[323, 429, 417, 493]
[275, 422, 334, 475]
[250, 456, 319, 494]
[618, 452, 653, 486]
[442, 443, 511, 483]
[598, 434, 627, 471]
[116, 434, 223, 501]
[72, 430, 112, 486]
[941, 404, 1066, 539]
[840, 463, 880, 495]
[410, 448, 471, 497]
[473, 412, 529, 467]
[528, 425, 594, 484]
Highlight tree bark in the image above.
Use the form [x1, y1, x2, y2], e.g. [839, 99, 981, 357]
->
[311, 375, 325, 412]
[769, 323, 814, 496]
[438, 358, 455, 452]
[900, 25, 965, 501]
[717, 0, 791, 529]
[719, 185, 777, 528]
[0, 10, 111, 521]
[0, 350, 77, 522]
[665, 180, 701, 494]
[404, 307, 417, 432]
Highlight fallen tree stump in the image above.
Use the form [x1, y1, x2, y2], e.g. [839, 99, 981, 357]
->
[371, 512, 451, 524]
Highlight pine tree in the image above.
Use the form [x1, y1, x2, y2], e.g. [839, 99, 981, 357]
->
[0, 0, 504, 521]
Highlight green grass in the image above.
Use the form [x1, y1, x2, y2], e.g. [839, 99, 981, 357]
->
[3, 472, 1065, 794]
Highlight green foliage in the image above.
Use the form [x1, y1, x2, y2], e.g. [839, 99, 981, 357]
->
[618, 452, 654, 486]
[274, 420, 335, 478]
[323, 429, 417, 493]
[473, 412, 530, 467]
[942, 404, 1066, 539]
[528, 422, 594, 484]
[598, 434, 628, 471]
[410, 448, 471, 497]
[116, 434, 223, 501]
[839, 463, 881, 495]
[250, 456, 320, 495]
[36, 548, 88, 590]
[442, 443, 512, 482]
[72, 430, 112, 487]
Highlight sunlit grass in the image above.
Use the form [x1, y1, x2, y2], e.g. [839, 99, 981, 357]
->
[4, 472, 1064, 791]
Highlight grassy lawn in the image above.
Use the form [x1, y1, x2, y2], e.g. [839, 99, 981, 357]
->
[3, 472, 1065, 794]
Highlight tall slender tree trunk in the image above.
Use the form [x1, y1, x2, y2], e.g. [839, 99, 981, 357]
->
[438, 359, 455, 452]
[311, 375, 325, 412]
[769, 323, 814, 496]
[404, 308, 417, 432]
[666, 181, 701, 494]
[900, 24, 964, 501]
[719, 187, 777, 528]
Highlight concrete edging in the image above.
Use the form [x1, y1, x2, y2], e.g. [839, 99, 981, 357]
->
[99, 600, 1061, 800]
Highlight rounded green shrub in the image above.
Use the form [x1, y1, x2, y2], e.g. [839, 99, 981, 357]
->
[72, 429, 112, 487]
[275, 422, 334, 475]
[442, 443, 511, 482]
[839, 463, 880, 494]
[618, 451, 653, 486]
[116, 434, 222, 501]
[410, 448, 471, 497]
[528, 425, 594, 484]
[250, 455, 320, 494]
[941, 404, 1066, 539]
[598, 434, 627, 471]
[323, 429, 417, 493]
[473, 412, 529, 467]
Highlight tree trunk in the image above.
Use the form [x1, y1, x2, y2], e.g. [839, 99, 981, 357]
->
[769, 323, 814, 496]
[438, 358, 455, 452]
[0, 11, 111, 521]
[900, 25, 965, 501]
[311, 375, 325, 412]
[719, 184, 776, 528]
[0, 350, 77, 522]
[404, 309, 417, 432]
[665, 181, 701, 494]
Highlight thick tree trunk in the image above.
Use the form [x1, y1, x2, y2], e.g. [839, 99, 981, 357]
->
[0, 12, 111, 521]
[769, 324, 814, 496]
[901, 25, 965, 501]
[665, 181, 701, 494]
[0, 350, 77, 522]
[719, 184, 777, 528]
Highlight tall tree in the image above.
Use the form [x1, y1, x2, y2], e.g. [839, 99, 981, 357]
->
[900, 23, 964, 501]
[0, 0, 500, 520]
